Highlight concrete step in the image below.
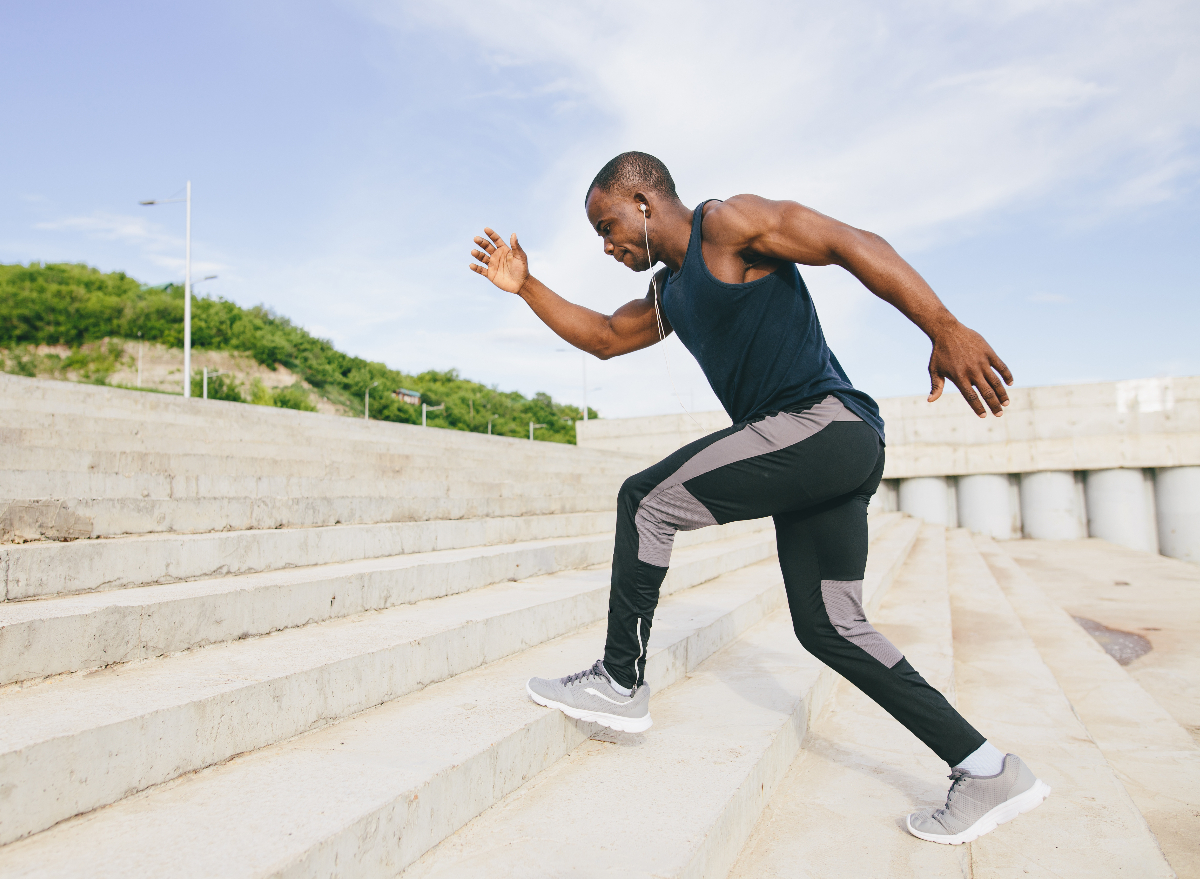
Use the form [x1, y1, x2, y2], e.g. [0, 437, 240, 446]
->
[401, 516, 922, 878]
[0, 468, 622, 503]
[999, 537, 1200, 750]
[2, 442, 635, 482]
[1, 490, 620, 541]
[0, 519, 774, 682]
[729, 524, 968, 879]
[0, 523, 785, 846]
[0, 531, 615, 684]
[975, 535, 1200, 878]
[0, 550, 793, 877]
[0, 510, 617, 601]
[944, 528, 1174, 878]
[0, 376, 636, 465]
[0, 418, 640, 480]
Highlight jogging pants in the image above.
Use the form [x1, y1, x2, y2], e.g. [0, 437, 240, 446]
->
[602, 395, 986, 767]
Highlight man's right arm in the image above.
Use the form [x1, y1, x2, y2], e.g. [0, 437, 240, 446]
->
[516, 274, 667, 360]
[470, 227, 668, 360]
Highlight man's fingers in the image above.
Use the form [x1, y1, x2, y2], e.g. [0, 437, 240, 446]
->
[983, 366, 1010, 409]
[973, 372, 1004, 416]
[474, 236, 497, 255]
[468, 264, 486, 275]
[953, 374, 988, 418]
[991, 353, 1014, 386]
[928, 369, 944, 403]
[484, 227, 505, 248]
[470, 248, 491, 264]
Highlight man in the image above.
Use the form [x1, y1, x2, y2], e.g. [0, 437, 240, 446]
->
[468, 152, 1049, 845]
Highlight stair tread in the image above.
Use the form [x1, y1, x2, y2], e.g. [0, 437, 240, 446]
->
[976, 534, 1200, 878]
[0, 526, 780, 845]
[730, 523, 966, 879]
[0, 558, 790, 876]
[402, 516, 921, 878]
[945, 528, 1173, 878]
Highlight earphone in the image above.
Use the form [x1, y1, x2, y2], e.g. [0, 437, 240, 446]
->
[642, 201, 700, 426]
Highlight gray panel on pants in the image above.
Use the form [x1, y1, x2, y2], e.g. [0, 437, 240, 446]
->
[634, 396, 861, 566]
[820, 578, 904, 668]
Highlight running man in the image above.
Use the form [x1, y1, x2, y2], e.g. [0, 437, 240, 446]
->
[468, 152, 1050, 844]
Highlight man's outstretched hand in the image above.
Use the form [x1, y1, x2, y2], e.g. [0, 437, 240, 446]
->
[469, 227, 529, 295]
[928, 322, 1014, 417]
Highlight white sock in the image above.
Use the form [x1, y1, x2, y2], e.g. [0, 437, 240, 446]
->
[608, 678, 632, 696]
[955, 741, 1005, 777]
[601, 663, 632, 696]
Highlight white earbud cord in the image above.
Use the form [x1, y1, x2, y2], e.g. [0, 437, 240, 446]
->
[645, 210, 701, 427]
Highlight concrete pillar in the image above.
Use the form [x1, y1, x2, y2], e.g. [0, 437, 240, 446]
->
[1020, 471, 1086, 539]
[1084, 468, 1158, 553]
[868, 479, 899, 516]
[1154, 467, 1200, 561]
[957, 474, 1020, 539]
[899, 476, 950, 525]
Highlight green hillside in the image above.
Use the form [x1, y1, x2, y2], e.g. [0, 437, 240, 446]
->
[0, 262, 595, 443]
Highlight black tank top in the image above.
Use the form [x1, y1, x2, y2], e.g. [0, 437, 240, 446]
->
[661, 201, 885, 440]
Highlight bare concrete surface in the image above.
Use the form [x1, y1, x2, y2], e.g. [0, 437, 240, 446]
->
[1003, 538, 1200, 746]
[404, 610, 828, 879]
[729, 524, 968, 878]
[947, 529, 1174, 878]
[401, 519, 919, 878]
[0, 558, 789, 877]
[977, 536, 1200, 878]
[0, 528, 774, 846]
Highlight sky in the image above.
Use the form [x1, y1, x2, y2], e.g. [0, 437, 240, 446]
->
[2, 0, 1198, 418]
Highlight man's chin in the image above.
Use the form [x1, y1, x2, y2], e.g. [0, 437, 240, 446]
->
[617, 253, 649, 272]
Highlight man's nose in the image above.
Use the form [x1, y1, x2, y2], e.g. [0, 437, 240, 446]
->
[603, 240, 615, 255]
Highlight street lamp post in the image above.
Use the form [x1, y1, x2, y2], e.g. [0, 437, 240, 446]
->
[557, 348, 597, 421]
[365, 381, 379, 420]
[423, 402, 445, 427]
[202, 368, 226, 400]
[140, 182, 193, 397]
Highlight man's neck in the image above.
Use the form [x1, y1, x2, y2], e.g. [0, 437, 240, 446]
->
[655, 201, 697, 274]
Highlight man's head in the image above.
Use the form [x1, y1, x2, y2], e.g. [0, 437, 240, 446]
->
[584, 151, 681, 272]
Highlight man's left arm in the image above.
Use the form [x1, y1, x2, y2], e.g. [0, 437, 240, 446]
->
[709, 195, 1013, 418]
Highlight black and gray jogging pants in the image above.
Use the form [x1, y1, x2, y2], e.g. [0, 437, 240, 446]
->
[602, 395, 985, 766]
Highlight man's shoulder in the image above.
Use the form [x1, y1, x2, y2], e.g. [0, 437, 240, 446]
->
[700, 195, 776, 243]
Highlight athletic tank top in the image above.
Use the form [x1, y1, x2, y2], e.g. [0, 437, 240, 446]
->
[661, 201, 885, 440]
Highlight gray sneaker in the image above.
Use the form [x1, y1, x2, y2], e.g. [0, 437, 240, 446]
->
[526, 660, 652, 733]
[906, 754, 1051, 845]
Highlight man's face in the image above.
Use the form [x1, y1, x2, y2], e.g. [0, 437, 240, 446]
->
[585, 188, 651, 272]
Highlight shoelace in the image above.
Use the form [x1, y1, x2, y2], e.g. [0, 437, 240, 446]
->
[560, 661, 605, 687]
[934, 768, 972, 819]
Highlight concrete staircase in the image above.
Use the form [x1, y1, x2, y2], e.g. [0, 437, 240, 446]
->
[1, 373, 1197, 877]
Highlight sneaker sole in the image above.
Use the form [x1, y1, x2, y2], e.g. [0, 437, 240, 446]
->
[526, 683, 653, 733]
[905, 778, 1052, 845]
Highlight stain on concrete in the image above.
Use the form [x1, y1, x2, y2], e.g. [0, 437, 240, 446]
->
[1073, 616, 1153, 665]
[0, 500, 93, 543]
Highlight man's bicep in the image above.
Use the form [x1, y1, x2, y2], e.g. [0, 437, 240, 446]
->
[596, 295, 666, 358]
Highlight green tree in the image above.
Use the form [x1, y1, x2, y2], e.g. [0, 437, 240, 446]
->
[0, 262, 593, 441]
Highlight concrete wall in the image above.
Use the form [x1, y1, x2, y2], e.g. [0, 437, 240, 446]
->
[577, 378, 1200, 561]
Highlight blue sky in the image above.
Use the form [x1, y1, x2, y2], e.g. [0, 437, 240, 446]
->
[3, 0, 1197, 417]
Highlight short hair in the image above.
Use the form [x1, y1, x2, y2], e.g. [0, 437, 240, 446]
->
[585, 151, 678, 205]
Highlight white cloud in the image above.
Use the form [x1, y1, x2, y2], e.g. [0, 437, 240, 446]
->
[348, 0, 1198, 415]
[35, 212, 178, 249]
